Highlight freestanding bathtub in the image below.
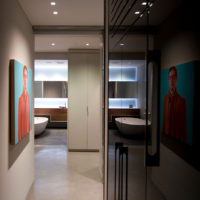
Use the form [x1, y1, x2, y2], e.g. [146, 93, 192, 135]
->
[115, 117, 151, 136]
[34, 117, 48, 136]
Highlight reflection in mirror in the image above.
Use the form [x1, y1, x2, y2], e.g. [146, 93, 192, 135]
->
[34, 81, 68, 98]
[109, 82, 138, 98]
[34, 81, 43, 98]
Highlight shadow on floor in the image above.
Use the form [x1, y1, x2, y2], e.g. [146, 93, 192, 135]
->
[35, 129, 67, 146]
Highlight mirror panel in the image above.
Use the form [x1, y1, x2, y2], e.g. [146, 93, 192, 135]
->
[34, 81, 68, 98]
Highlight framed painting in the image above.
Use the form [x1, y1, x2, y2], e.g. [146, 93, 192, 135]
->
[10, 59, 32, 145]
[160, 60, 200, 171]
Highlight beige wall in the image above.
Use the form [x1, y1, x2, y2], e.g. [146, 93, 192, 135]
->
[152, 4, 200, 200]
[0, 0, 34, 200]
[34, 52, 68, 60]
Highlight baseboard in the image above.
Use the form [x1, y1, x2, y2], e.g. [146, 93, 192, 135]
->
[68, 149, 99, 152]
[47, 121, 67, 129]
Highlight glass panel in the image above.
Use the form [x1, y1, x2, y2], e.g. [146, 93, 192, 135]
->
[34, 60, 68, 108]
[107, 0, 200, 200]
[109, 64, 137, 81]
[34, 60, 68, 81]
[34, 98, 68, 108]
[107, 33, 147, 200]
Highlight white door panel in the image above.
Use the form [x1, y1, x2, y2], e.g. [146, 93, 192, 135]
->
[68, 53, 88, 150]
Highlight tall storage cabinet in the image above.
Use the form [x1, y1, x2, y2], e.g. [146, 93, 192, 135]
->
[68, 50, 102, 151]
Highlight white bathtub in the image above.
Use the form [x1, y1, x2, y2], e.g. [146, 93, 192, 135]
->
[34, 117, 48, 136]
[115, 117, 151, 136]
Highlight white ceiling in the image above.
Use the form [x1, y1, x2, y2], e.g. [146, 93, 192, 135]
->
[18, 0, 104, 26]
[35, 34, 102, 52]
[18, 0, 182, 52]
[18, 0, 103, 52]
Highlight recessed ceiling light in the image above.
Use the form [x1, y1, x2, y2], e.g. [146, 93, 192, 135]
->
[53, 11, 58, 15]
[135, 11, 140, 15]
[50, 1, 56, 6]
[149, 3, 153, 7]
[140, 14, 143, 18]
[141, 2, 147, 5]
[120, 43, 124, 46]
[51, 42, 55, 46]
[86, 43, 90, 46]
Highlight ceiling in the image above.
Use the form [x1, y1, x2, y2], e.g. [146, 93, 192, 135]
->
[18, 0, 103, 52]
[18, 0, 103, 26]
[35, 34, 102, 52]
[18, 0, 182, 52]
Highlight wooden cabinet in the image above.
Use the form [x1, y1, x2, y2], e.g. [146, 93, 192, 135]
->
[68, 50, 102, 151]
[34, 108, 67, 121]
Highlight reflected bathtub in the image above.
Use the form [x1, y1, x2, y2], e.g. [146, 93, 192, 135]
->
[34, 117, 48, 136]
[115, 117, 150, 136]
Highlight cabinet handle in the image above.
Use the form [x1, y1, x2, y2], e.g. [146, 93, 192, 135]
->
[87, 106, 89, 116]
[145, 50, 160, 167]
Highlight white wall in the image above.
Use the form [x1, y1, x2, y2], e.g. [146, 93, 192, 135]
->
[34, 52, 68, 60]
[0, 0, 34, 200]
[152, 3, 200, 200]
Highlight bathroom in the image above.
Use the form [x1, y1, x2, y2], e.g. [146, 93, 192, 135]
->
[34, 59, 68, 145]
[33, 48, 103, 149]
[33, 58, 148, 142]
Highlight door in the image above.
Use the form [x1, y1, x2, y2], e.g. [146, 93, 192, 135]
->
[105, 1, 200, 200]
[68, 50, 102, 150]
[87, 52, 102, 149]
[104, 0, 162, 199]
[68, 52, 88, 150]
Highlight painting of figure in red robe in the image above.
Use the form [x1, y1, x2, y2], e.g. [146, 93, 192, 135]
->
[162, 66, 187, 142]
[10, 60, 32, 145]
[18, 65, 31, 141]
[160, 61, 196, 146]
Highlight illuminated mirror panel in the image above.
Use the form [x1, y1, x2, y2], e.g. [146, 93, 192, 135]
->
[109, 66, 137, 82]
[109, 98, 138, 109]
[108, 60, 144, 82]
[34, 60, 68, 81]
[34, 98, 68, 108]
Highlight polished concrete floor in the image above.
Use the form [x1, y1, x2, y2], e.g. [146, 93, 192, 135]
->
[35, 129, 67, 146]
[27, 128, 164, 200]
[27, 129, 103, 200]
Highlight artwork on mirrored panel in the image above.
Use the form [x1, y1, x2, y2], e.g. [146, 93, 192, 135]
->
[160, 60, 200, 171]
[10, 59, 32, 145]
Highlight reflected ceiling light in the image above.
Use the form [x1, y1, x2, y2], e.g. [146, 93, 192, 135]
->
[120, 43, 124, 46]
[85, 42, 90, 46]
[141, 2, 147, 5]
[50, 1, 56, 6]
[149, 2, 153, 7]
[140, 14, 143, 18]
[53, 11, 58, 15]
[51, 42, 55, 46]
[135, 11, 140, 15]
